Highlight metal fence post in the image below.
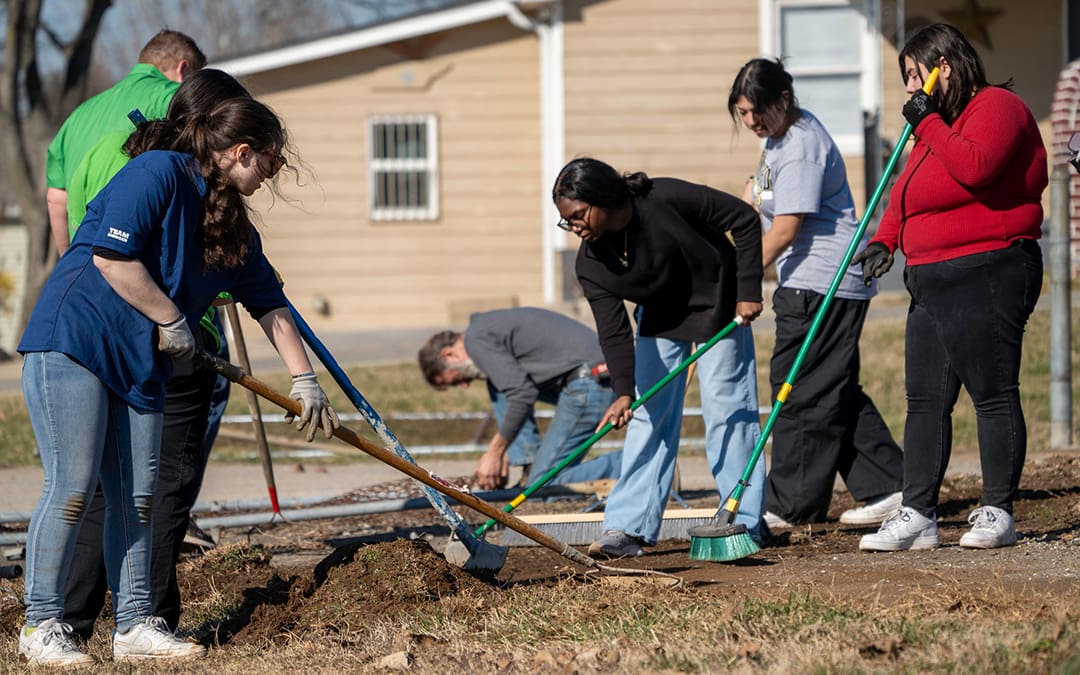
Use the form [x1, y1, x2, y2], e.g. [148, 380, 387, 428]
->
[1049, 165, 1074, 449]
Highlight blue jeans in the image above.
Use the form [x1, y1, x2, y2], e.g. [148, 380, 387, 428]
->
[602, 325, 764, 545]
[22, 351, 161, 631]
[488, 376, 621, 486]
[902, 240, 1042, 516]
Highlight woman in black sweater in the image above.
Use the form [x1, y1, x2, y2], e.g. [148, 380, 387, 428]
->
[552, 157, 765, 557]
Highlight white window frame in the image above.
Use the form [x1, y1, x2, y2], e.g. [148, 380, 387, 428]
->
[760, 0, 882, 155]
[368, 114, 439, 221]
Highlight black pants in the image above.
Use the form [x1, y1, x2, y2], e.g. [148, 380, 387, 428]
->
[764, 288, 903, 523]
[64, 365, 219, 639]
[902, 240, 1042, 517]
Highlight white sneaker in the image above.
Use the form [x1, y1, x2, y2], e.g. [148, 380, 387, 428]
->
[840, 491, 904, 525]
[113, 616, 207, 661]
[18, 618, 95, 667]
[959, 506, 1017, 549]
[859, 506, 940, 551]
[763, 511, 793, 529]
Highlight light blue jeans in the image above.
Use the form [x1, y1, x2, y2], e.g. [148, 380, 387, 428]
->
[488, 375, 622, 486]
[602, 325, 765, 544]
[22, 351, 160, 631]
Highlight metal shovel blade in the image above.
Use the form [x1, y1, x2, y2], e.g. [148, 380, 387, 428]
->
[444, 533, 507, 571]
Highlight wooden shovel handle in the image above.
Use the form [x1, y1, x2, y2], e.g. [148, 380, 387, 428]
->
[192, 350, 596, 567]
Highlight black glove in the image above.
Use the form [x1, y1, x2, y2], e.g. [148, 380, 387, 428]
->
[903, 89, 938, 129]
[850, 242, 894, 287]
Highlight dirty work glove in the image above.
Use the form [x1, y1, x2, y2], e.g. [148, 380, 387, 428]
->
[156, 315, 195, 360]
[850, 242, 894, 287]
[903, 89, 938, 129]
[285, 373, 340, 442]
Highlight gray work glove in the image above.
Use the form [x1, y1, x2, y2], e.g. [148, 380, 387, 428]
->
[156, 315, 195, 360]
[285, 373, 340, 442]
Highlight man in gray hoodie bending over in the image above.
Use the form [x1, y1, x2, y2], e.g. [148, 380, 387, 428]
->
[419, 307, 621, 490]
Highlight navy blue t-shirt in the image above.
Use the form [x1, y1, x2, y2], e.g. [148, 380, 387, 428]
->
[19, 150, 286, 412]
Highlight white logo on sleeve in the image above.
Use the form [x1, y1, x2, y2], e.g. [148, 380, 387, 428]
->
[107, 227, 131, 243]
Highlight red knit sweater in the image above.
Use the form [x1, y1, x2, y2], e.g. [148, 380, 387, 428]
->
[871, 86, 1047, 265]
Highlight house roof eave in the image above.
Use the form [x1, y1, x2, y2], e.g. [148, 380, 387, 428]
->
[211, 0, 556, 77]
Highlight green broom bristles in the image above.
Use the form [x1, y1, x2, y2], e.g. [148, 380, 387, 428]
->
[688, 522, 761, 562]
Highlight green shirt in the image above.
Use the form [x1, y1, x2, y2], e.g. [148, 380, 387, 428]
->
[46, 63, 178, 190]
[66, 130, 131, 238]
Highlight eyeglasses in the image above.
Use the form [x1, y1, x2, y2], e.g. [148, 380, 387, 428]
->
[256, 150, 286, 179]
[556, 205, 591, 232]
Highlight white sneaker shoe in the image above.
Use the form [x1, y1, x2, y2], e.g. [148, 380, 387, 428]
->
[840, 491, 904, 525]
[113, 616, 207, 661]
[18, 618, 95, 667]
[763, 511, 793, 529]
[959, 506, 1017, 549]
[859, 506, 940, 551]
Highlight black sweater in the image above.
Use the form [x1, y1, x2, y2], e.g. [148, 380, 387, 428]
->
[576, 178, 762, 398]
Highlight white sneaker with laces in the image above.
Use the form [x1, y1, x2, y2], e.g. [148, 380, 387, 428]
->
[959, 505, 1017, 549]
[859, 506, 940, 551]
[113, 616, 207, 661]
[18, 618, 95, 667]
[763, 511, 793, 530]
[587, 529, 644, 558]
[840, 491, 904, 525]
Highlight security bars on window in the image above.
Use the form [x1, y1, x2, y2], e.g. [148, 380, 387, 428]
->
[368, 114, 439, 221]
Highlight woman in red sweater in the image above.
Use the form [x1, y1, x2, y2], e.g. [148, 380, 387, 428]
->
[854, 23, 1046, 552]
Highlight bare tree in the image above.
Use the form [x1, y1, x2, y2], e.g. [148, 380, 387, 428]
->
[0, 0, 112, 329]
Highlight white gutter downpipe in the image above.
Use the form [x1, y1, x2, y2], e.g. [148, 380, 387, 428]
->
[506, 1, 564, 305]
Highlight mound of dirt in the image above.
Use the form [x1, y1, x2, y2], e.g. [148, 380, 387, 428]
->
[221, 539, 496, 646]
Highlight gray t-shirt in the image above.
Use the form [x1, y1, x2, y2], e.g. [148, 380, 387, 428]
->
[464, 307, 604, 442]
[752, 110, 875, 300]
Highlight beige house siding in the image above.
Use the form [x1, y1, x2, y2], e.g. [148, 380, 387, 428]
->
[563, 0, 763, 196]
[240, 19, 543, 333]
[219, 0, 1064, 338]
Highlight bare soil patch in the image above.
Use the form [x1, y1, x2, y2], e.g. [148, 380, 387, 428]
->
[1, 452, 1078, 671]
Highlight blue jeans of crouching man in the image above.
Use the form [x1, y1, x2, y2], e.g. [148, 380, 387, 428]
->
[22, 351, 160, 632]
[902, 239, 1042, 516]
[488, 373, 621, 486]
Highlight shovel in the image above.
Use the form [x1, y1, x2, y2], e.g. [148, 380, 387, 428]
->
[191, 349, 601, 571]
[222, 301, 284, 521]
[285, 301, 506, 571]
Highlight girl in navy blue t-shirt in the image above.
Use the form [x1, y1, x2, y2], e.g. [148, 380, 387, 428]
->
[17, 97, 339, 665]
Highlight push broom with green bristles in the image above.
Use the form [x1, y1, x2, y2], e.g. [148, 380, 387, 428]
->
[689, 67, 941, 563]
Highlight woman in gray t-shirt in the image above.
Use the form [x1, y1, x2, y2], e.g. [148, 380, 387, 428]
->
[728, 58, 903, 529]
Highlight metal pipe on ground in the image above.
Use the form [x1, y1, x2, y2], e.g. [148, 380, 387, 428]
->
[0, 488, 525, 547]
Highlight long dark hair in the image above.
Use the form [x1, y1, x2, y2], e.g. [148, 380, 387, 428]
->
[126, 95, 287, 270]
[727, 58, 800, 129]
[552, 157, 652, 209]
[899, 23, 1008, 125]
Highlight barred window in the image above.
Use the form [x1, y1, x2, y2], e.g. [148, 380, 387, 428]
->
[369, 114, 439, 221]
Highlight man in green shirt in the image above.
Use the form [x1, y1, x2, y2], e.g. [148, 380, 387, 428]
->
[45, 29, 205, 254]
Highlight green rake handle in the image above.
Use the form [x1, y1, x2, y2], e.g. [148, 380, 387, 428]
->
[474, 316, 745, 538]
[714, 68, 941, 526]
